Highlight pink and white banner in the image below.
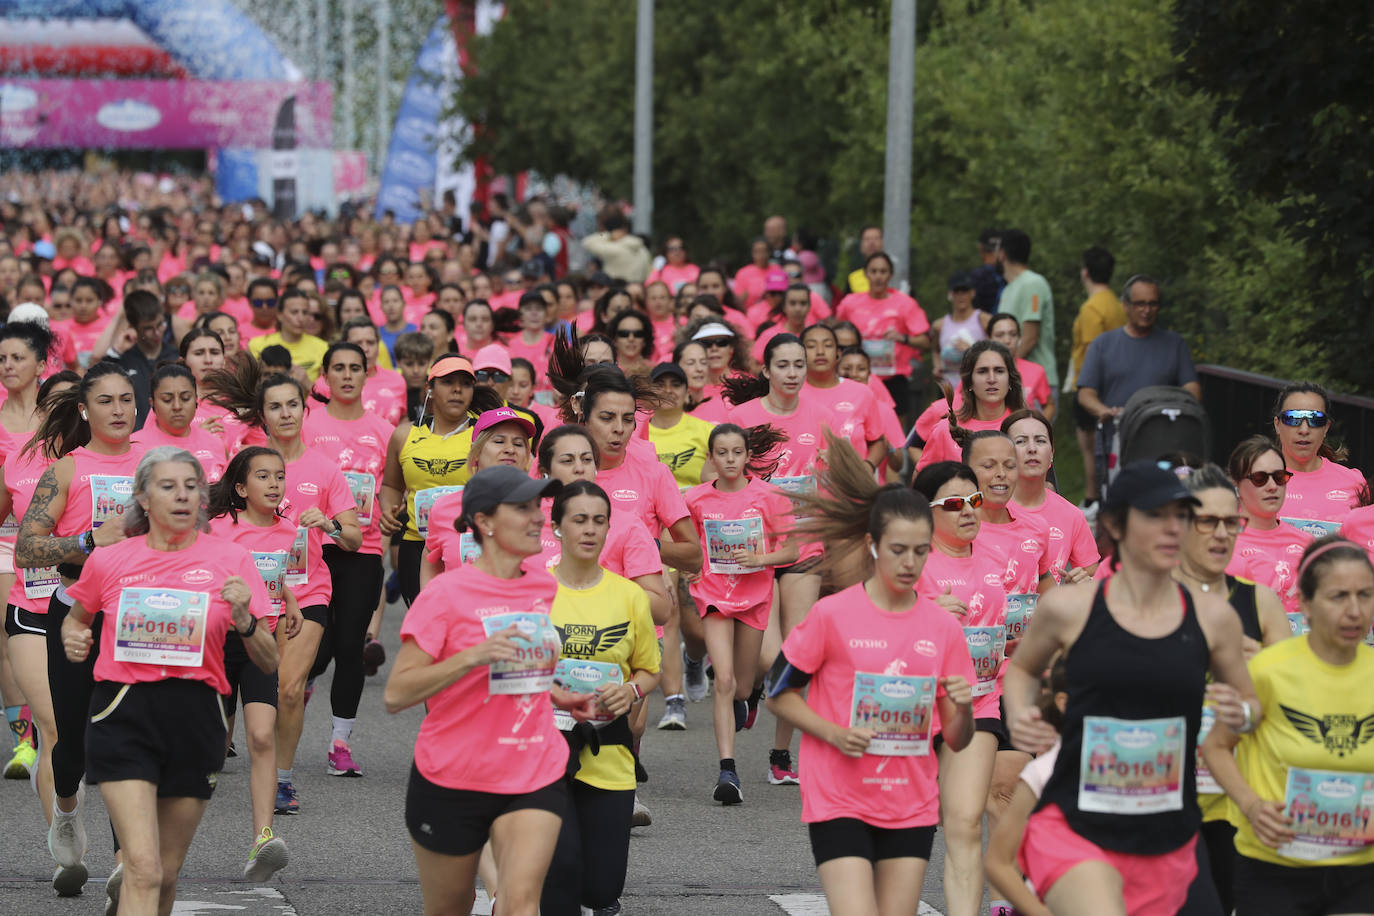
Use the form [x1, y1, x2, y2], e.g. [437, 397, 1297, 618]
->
[0, 79, 333, 149]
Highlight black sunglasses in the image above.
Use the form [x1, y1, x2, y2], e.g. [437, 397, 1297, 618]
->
[166, 284, 190, 295]
[250, 297, 277, 309]
[474, 369, 510, 384]
[615, 329, 648, 339]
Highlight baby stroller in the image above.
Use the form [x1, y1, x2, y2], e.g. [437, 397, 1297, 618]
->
[1095, 385, 1211, 491]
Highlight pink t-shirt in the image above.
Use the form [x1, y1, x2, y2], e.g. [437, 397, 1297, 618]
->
[803, 378, 885, 456]
[647, 262, 699, 293]
[1280, 458, 1365, 535]
[688, 394, 730, 425]
[132, 420, 227, 483]
[303, 409, 393, 556]
[977, 510, 1054, 596]
[782, 583, 975, 828]
[399, 565, 566, 792]
[1227, 521, 1313, 614]
[362, 369, 408, 427]
[725, 397, 834, 480]
[67, 533, 271, 693]
[915, 547, 1009, 718]
[210, 513, 299, 630]
[505, 333, 552, 385]
[649, 316, 683, 361]
[685, 477, 792, 620]
[276, 445, 357, 607]
[1011, 489, 1100, 583]
[1016, 358, 1052, 414]
[834, 290, 930, 377]
[4, 444, 55, 613]
[54, 314, 112, 369]
[1341, 506, 1374, 561]
[55, 446, 146, 538]
[597, 448, 690, 539]
[914, 409, 1010, 472]
[732, 264, 769, 310]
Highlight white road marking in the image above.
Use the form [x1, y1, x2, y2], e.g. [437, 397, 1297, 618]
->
[170, 886, 298, 915]
[770, 894, 943, 915]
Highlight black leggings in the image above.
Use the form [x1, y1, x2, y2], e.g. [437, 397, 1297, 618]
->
[45, 588, 97, 799]
[1178, 827, 1225, 916]
[540, 779, 635, 915]
[397, 538, 423, 607]
[1198, 819, 1236, 916]
[310, 547, 384, 720]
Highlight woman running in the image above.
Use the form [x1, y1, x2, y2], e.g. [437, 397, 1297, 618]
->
[340, 317, 408, 426]
[987, 314, 1053, 419]
[206, 359, 361, 814]
[672, 339, 729, 425]
[909, 340, 1024, 472]
[16, 363, 144, 894]
[1003, 461, 1258, 916]
[645, 362, 714, 490]
[208, 446, 303, 881]
[384, 465, 596, 916]
[685, 423, 797, 804]
[540, 479, 662, 915]
[302, 341, 394, 777]
[752, 283, 812, 363]
[607, 309, 655, 380]
[800, 323, 888, 469]
[1270, 382, 1364, 536]
[1227, 435, 1313, 618]
[1201, 537, 1374, 916]
[833, 252, 931, 422]
[62, 446, 276, 916]
[132, 364, 228, 482]
[1004, 409, 1100, 584]
[379, 353, 502, 605]
[766, 439, 976, 916]
[724, 333, 836, 785]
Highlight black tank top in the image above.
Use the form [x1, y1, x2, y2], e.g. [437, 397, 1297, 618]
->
[1039, 580, 1208, 854]
[1227, 575, 1261, 642]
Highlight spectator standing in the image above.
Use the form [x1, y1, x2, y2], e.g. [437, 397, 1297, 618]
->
[995, 229, 1057, 393]
[1068, 247, 1126, 511]
[109, 291, 178, 429]
[582, 210, 651, 284]
[970, 228, 1004, 314]
[844, 225, 884, 295]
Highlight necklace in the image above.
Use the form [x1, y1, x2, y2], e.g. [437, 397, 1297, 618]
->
[556, 569, 602, 591]
[1176, 565, 1225, 594]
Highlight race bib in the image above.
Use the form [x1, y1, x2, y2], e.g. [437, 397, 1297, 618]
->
[22, 565, 60, 599]
[703, 517, 766, 575]
[251, 550, 287, 617]
[0, 513, 18, 537]
[343, 472, 376, 526]
[1196, 705, 1220, 795]
[415, 485, 463, 540]
[1005, 593, 1038, 641]
[552, 658, 623, 730]
[1078, 715, 1185, 814]
[285, 527, 308, 587]
[1281, 516, 1342, 539]
[459, 532, 482, 564]
[480, 611, 560, 695]
[90, 475, 134, 529]
[1279, 767, 1374, 861]
[113, 587, 209, 668]
[862, 338, 896, 376]
[849, 672, 936, 756]
[964, 626, 1007, 697]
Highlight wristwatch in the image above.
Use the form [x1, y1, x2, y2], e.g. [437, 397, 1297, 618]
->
[327, 519, 343, 539]
[237, 615, 258, 639]
[80, 530, 95, 555]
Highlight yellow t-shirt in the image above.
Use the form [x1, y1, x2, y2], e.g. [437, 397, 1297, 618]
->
[399, 421, 475, 541]
[1069, 289, 1126, 386]
[1234, 637, 1374, 866]
[248, 331, 331, 381]
[647, 413, 714, 489]
[551, 570, 660, 791]
[847, 267, 869, 295]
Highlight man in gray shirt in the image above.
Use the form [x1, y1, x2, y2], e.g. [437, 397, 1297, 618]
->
[1076, 274, 1200, 422]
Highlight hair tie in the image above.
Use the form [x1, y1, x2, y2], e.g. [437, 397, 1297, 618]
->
[1297, 538, 1359, 583]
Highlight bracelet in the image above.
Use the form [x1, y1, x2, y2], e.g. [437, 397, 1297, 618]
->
[1238, 700, 1255, 734]
[237, 615, 258, 639]
[629, 682, 643, 702]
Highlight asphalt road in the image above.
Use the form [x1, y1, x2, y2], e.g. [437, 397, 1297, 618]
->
[0, 591, 962, 915]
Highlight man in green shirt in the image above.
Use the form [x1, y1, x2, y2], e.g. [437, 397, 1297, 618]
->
[996, 228, 1058, 393]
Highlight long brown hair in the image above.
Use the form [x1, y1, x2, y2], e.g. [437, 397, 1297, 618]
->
[955, 340, 1025, 423]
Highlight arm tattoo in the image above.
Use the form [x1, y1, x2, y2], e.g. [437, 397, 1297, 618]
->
[16, 467, 83, 569]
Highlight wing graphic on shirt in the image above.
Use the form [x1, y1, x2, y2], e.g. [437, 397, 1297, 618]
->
[592, 621, 631, 654]
[1281, 704, 1374, 757]
[555, 621, 630, 657]
[661, 447, 696, 471]
[411, 456, 466, 475]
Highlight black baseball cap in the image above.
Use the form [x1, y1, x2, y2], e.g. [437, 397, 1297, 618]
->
[947, 270, 976, 291]
[587, 271, 613, 288]
[1102, 462, 1201, 512]
[461, 466, 560, 523]
[650, 362, 687, 384]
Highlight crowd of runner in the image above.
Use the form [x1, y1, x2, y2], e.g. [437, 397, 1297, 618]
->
[0, 169, 1371, 916]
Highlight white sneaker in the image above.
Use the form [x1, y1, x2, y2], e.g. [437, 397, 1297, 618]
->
[105, 862, 123, 916]
[51, 862, 88, 898]
[656, 696, 686, 730]
[1078, 499, 1100, 524]
[683, 649, 708, 702]
[48, 784, 87, 868]
[630, 793, 652, 828]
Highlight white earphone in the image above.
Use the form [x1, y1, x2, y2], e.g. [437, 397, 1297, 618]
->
[869, 544, 878, 559]
[80, 410, 88, 420]
[554, 527, 562, 539]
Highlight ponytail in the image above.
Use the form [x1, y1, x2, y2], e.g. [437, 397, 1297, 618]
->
[202, 358, 306, 430]
[708, 422, 788, 478]
[29, 362, 130, 459]
[547, 331, 657, 424]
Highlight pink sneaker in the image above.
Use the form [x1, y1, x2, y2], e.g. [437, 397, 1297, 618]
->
[326, 739, 363, 777]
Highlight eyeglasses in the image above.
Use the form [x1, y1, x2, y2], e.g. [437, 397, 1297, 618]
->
[1193, 514, 1248, 535]
[307, 312, 325, 322]
[250, 297, 277, 309]
[474, 369, 510, 384]
[1278, 409, 1329, 428]
[931, 491, 984, 512]
[378, 269, 399, 278]
[1243, 469, 1294, 488]
[166, 285, 190, 295]
[1126, 299, 1162, 308]
[701, 338, 732, 349]
[615, 329, 648, 339]
[666, 244, 684, 251]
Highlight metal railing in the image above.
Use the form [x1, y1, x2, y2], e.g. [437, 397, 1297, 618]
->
[1198, 365, 1374, 473]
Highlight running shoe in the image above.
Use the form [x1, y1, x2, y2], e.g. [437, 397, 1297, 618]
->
[52, 862, 87, 898]
[104, 862, 122, 915]
[630, 793, 652, 827]
[362, 638, 386, 677]
[1078, 499, 1100, 525]
[713, 769, 744, 805]
[733, 699, 748, 733]
[327, 739, 363, 777]
[5, 737, 36, 779]
[744, 684, 764, 730]
[275, 780, 300, 815]
[587, 903, 622, 915]
[656, 696, 686, 730]
[243, 827, 289, 881]
[682, 648, 708, 702]
[226, 741, 238, 759]
[990, 900, 1015, 916]
[768, 750, 800, 786]
[48, 784, 87, 867]
[384, 570, 401, 604]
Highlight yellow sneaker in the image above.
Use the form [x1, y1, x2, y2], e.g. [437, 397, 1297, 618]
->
[4, 739, 36, 780]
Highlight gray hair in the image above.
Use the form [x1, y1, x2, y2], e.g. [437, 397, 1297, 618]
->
[1120, 273, 1161, 305]
[123, 446, 212, 537]
[1181, 462, 1237, 499]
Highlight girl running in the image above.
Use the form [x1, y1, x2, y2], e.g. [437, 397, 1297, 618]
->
[910, 340, 1025, 472]
[132, 364, 228, 482]
[1227, 435, 1313, 617]
[1004, 409, 1100, 584]
[800, 323, 888, 469]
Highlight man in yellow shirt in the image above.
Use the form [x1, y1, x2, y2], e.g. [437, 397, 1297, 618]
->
[1068, 247, 1126, 512]
[845, 224, 885, 294]
[248, 287, 330, 381]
